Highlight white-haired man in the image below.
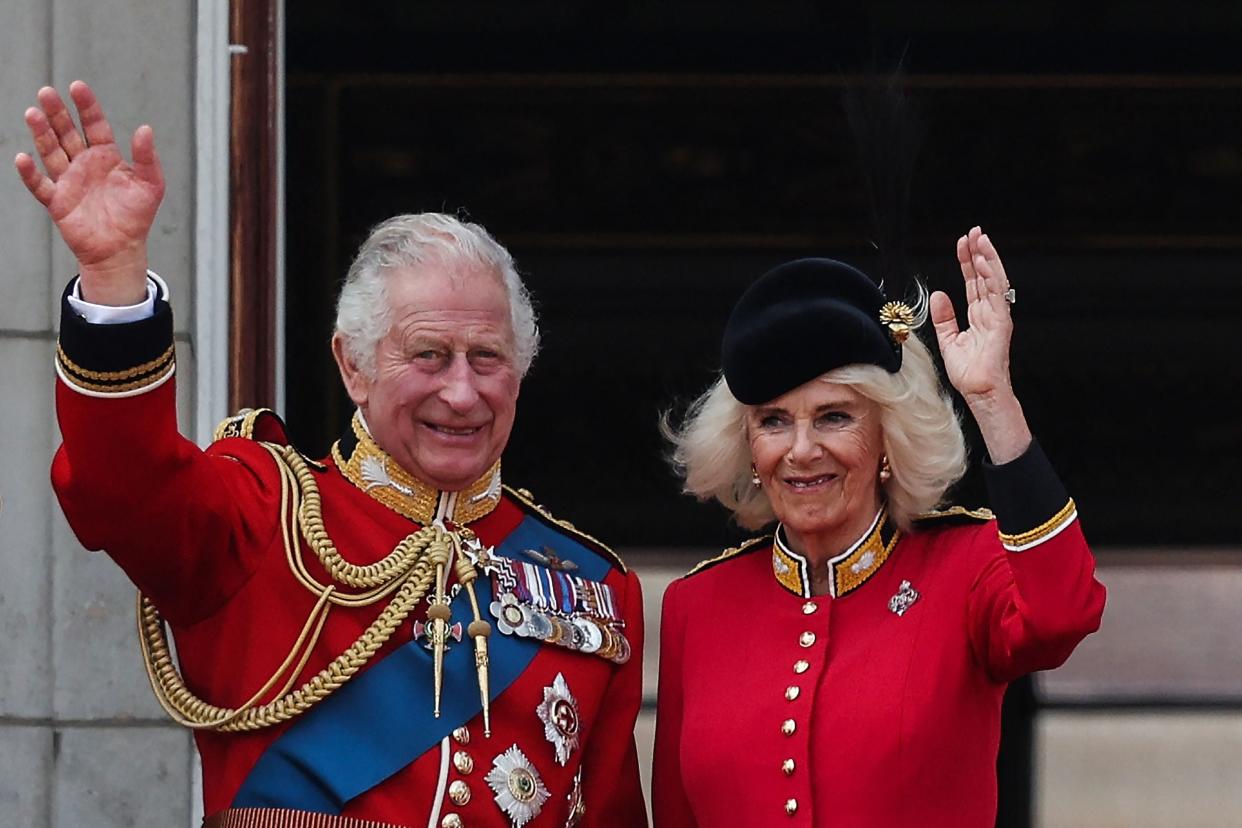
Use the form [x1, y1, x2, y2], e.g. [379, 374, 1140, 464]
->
[18, 81, 646, 828]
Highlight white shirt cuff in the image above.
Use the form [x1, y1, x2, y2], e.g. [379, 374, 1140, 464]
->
[67, 273, 162, 324]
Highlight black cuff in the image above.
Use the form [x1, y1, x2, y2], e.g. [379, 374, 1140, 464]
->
[56, 277, 175, 395]
[983, 439, 1073, 541]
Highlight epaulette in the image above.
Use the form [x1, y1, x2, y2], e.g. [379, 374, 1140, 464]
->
[212, 408, 327, 471]
[913, 505, 995, 527]
[503, 484, 628, 574]
[213, 408, 289, 443]
[684, 535, 771, 579]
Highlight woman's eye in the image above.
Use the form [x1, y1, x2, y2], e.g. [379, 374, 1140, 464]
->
[759, 414, 785, 428]
[818, 411, 851, 426]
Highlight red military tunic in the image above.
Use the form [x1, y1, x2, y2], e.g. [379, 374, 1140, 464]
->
[653, 444, 1105, 827]
[51, 279, 647, 828]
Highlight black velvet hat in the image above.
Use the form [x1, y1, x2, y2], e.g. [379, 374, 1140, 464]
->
[721, 257, 908, 405]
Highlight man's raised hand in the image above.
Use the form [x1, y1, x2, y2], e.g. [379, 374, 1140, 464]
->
[14, 81, 164, 306]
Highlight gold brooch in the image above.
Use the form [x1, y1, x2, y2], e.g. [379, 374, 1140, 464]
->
[878, 301, 916, 344]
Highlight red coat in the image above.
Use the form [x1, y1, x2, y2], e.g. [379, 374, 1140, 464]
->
[653, 454, 1105, 827]
[52, 282, 647, 828]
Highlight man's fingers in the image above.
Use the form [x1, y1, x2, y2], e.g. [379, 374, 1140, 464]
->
[69, 81, 116, 148]
[36, 86, 88, 159]
[130, 125, 165, 191]
[24, 106, 70, 180]
[14, 152, 56, 207]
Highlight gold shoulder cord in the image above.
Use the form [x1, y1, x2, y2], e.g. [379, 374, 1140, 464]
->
[138, 443, 446, 732]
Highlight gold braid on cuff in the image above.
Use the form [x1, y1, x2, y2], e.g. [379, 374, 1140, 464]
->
[997, 498, 1076, 549]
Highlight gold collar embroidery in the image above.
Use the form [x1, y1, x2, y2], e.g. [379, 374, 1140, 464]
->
[331, 412, 502, 525]
[772, 510, 901, 599]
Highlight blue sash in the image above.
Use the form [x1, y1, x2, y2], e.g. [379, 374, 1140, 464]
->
[232, 513, 612, 812]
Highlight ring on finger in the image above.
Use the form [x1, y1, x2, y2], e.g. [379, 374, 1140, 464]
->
[1003, 287, 1016, 305]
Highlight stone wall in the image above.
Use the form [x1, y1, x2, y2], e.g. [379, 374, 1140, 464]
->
[0, 1, 198, 825]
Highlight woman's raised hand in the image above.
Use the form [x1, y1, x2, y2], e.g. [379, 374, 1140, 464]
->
[14, 81, 164, 306]
[930, 226, 1016, 404]
[930, 227, 1032, 464]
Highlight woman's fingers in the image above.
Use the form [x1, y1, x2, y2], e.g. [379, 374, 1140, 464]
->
[957, 233, 979, 306]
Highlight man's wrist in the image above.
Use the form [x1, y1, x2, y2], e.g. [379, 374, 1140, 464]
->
[78, 246, 150, 306]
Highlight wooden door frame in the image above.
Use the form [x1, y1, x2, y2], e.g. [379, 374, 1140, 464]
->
[227, 0, 283, 412]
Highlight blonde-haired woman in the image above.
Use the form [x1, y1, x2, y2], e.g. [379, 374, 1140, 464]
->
[653, 229, 1105, 827]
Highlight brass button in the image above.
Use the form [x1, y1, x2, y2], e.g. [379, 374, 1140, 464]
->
[785, 798, 799, 816]
[799, 631, 816, 648]
[448, 779, 471, 806]
[781, 718, 796, 736]
[452, 726, 470, 745]
[802, 601, 817, 615]
[441, 816, 463, 828]
[793, 660, 809, 674]
[453, 750, 474, 774]
[782, 758, 796, 776]
[785, 686, 800, 701]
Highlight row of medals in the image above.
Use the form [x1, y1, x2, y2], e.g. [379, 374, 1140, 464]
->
[492, 591, 630, 664]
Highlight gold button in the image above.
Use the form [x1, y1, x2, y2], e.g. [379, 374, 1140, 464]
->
[452, 726, 470, 745]
[785, 798, 799, 816]
[441, 816, 463, 828]
[781, 718, 796, 736]
[799, 631, 816, 647]
[782, 758, 795, 776]
[453, 751, 474, 774]
[793, 660, 809, 674]
[448, 779, 471, 806]
[785, 686, 800, 701]
[802, 601, 817, 615]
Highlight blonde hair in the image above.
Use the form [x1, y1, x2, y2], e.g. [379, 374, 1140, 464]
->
[665, 334, 967, 531]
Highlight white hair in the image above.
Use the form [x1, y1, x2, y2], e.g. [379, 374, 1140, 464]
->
[334, 213, 539, 377]
[665, 332, 967, 531]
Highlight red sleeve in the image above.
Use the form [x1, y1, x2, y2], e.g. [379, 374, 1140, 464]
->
[580, 568, 649, 827]
[967, 442, 1107, 682]
[52, 282, 283, 626]
[652, 577, 697, 828]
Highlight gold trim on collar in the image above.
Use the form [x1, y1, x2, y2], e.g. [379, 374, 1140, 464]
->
[772, 510, 901, 599]
[331, 413, 502, 525]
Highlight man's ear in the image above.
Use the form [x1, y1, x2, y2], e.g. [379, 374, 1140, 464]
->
[332, 333, 370, 406]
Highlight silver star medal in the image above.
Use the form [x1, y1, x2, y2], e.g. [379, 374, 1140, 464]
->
[486, 745, 550, 827]
[888, 580, 920, 617]
[536, 672, 581, 766]
[461, 533, 502, 576]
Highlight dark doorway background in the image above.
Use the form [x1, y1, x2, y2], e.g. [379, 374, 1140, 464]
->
[284, 3, 1242, 551]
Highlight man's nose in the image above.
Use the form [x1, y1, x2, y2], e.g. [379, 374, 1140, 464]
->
[438, 354, 481, 412]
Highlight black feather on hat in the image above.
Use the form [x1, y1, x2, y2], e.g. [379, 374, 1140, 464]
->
[720, 69, 923, 407]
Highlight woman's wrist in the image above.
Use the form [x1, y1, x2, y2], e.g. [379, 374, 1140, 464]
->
[966, 389, 1032, 465]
